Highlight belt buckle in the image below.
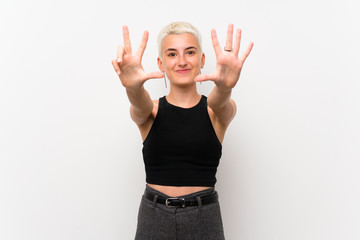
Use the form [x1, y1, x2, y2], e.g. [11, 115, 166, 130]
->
[165, 197, 186, 208]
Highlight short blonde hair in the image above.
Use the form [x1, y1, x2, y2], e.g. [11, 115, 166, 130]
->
[157, 22, 202, 59]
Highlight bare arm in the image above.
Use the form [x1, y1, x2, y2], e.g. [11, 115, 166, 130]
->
[195, 24, 253, 126]
[111, 26, 163, 125]
[207, 87, 236, 126]
[126, 87, 153, 125]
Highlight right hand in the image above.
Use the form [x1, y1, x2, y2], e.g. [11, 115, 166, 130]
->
[111, 26, 164, 90]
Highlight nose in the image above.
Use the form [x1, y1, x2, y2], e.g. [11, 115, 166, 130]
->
[177, 54, 187, 68]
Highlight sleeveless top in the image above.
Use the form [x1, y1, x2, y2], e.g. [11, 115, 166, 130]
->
[142, 95, 222, 187]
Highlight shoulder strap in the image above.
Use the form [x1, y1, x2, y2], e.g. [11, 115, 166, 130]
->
[158, 96, 166, 113]
[154, 95, 166, 122]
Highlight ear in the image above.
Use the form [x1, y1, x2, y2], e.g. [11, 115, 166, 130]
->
[157, 57, 164, 72]
[201, 53, 205, 68]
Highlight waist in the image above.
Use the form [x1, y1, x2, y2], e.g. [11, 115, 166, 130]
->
[146, 184, 213, 197]
[144, 184, 218, 208]
[144, 164, 218, 187]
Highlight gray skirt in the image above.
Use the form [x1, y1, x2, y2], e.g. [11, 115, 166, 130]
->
[135, 185, 225, 240]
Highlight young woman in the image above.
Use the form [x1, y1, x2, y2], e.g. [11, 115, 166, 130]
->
[112, 22, 253, 240]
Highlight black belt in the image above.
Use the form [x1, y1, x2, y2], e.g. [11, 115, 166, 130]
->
[144, 189, 218, 208]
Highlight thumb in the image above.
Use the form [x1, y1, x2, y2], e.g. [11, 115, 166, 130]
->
[194, 72, 217, 82]
[145, 71, 164, 80]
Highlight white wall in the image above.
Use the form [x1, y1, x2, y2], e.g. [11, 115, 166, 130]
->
[1, 0, 359, 239]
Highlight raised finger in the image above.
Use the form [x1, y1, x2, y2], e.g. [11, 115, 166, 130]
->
[233, 28, 241, 57]
[122, 25, 132, 54]
[117, 45, 124, 63]
[224, 24, 233, 52]
[111, 59, 121, 75]
[211, 29, 222, 57]
[136, 31, 149, 58]
[239, 42, 254, 63]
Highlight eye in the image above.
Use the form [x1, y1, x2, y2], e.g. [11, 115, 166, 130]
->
[168, 52, 176, 57]
[186, 50, 195, 55]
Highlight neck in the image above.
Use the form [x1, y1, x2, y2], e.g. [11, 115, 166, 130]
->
[167, 83, 201, 108]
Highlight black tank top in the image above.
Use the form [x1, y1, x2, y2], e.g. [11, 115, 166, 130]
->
[142, 95, 222, 187]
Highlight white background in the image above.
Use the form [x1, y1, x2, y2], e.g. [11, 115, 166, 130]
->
[1, 0, 359, 239]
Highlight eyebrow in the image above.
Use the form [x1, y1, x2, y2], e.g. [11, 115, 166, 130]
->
[165, 46, 198, 52]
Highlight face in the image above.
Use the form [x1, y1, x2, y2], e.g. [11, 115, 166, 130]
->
[158, 33, 205, 86]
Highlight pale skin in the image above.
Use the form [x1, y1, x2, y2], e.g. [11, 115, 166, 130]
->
[111, 24, 253, 197]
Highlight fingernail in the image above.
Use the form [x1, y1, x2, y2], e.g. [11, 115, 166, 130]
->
[117, 58, 121, 63]
[117, 71, 121, 75]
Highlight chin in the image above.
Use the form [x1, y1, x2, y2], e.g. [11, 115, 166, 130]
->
[171, 81, 196, 87]
[171, 77, 196, 86]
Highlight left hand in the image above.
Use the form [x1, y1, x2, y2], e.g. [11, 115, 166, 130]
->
[194, 24, 254, 90]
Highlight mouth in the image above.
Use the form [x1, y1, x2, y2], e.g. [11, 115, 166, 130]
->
[176, 69, 191, 74]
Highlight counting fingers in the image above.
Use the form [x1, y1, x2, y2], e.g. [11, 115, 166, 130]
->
[233, 28, 241, 57]
[211, 29, 222, 56]
[122, 25, 132, 54]
[239, 42, 254, 63]
[224, 24, 233, 52]
[112, 59, 121, 75]
[117, 45, 124, 63]
[136, 31, 149, 58]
